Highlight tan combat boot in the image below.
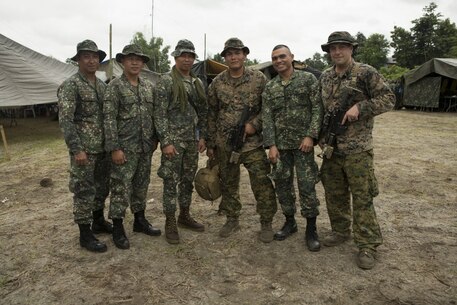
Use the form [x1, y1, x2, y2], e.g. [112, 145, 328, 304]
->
[356, 248, 376, 270]
[219, 217, 240, 237]
[178, 206, 205, 232]
[323, 231, 350, 247]
[165, 212, 180, 244]
[259, 221, 274, 243]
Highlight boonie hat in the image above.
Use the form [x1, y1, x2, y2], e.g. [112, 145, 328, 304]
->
[194, 160, 221, 201]
[220, 37, 250, 57]
[116, 44, 150, 63]
[71, 39, 106, 62]
[321, 31, 358, 53]
[171, 39, 198, 58]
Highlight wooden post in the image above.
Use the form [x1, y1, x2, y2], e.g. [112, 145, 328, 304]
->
[0, 125, 10, 160]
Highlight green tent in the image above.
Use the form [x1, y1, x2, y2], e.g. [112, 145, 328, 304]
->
[402, 58, 457, 111]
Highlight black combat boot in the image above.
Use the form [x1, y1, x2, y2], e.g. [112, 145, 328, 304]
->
[133, 210, 161, 236]
[274, 215, 298, 241]
[91, 209, 113, 234]
[178, 206, 205, 232]
[78, 224, 107, 253]
[112, 218, 130, 249]
[305, 217, 321, 252]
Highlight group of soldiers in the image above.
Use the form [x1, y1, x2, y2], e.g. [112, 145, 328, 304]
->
[58, 31, 395, 270]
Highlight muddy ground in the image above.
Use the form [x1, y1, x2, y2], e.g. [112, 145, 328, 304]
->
[0, 110, 456, 305]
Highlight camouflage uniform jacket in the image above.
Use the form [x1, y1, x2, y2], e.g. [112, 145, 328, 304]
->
[318, 61, 395, 154]
[154, 72, 208, 148]
[262, 70, 323, 149]
[58, 71, 106, 154]
[207, 68, 266, 152]
[103, 74, 157, 153]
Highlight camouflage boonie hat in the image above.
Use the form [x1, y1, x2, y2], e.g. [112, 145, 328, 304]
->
[194, 161, 221, 201]
[220, 37, 250, 57]
[321, 31, 358, 53]
[171, 39, 198, 58]
[71, 39, 106, 62]
[116, 44, 150, 63]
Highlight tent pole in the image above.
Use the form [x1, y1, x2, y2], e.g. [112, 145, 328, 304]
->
[0, 125, 10, 160]
[109, 24, 113, 82]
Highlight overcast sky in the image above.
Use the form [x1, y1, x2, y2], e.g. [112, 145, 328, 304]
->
[1, 0, 456, 64]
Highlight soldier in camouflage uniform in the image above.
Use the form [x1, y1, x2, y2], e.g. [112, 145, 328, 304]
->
[317, 32, 395, 269]
[103, 44, 161, 250]
[58, 39, 112, 253]
[207, 38, 277, 243]
[154, 39, 207, 244]
[262, 45, 323, 251]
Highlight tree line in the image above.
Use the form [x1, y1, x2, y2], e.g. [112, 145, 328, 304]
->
[129, 2, 456, 81]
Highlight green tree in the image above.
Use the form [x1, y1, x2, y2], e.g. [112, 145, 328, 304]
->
[355, 33, 389, 69]
[390, 26, 416, 68]
[131, 32, 170, 73]
[379, 65, 410, 81]
[390, 2, 457, 68]
[304, 52, 329, 71]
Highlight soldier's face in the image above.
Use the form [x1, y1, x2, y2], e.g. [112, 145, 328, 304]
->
[122, 54, 145, 76]
[271, 47, 294, 75]
[224, 49, 246, 71]
[329, 43, 353, 67]
[78, 51, 99, 75]
[175, 52, 195, 75]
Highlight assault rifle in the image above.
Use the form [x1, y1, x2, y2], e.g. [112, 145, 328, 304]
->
[318, 109, 348, 159]
[228, 106, 254, 164]
[319, 86, 358, 159]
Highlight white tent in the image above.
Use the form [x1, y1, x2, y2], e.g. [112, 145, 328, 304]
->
[0, 33, 77, 107]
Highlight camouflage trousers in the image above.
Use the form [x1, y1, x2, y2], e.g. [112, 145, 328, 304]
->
[109, 151, 153, 219]
[218, 146, 277, 222]
[320, 150, 382, 251]
[69, 152, 110, 224]
[274, 149, 320, 219]
[158, 141, 198, 214]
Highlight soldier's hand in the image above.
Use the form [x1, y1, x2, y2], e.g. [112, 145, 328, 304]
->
[268, 145, 280, 164]
[299, 137, 314, 153]
[74, 151, 88, 166]
[243, 122, 256, 142]
[342, 104, 360, 125]
[197, 139, 206, 153]
[162, 144, 178, 159]
[112, 150, 126, 165]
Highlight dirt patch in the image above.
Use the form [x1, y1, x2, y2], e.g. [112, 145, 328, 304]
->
[0, 110, 456, 305]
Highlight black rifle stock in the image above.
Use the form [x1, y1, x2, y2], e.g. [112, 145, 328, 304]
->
[228, 106, 253, 163]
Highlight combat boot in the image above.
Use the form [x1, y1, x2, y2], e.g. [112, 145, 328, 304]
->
[133, 210, 161, 236]
[219, 217, 240, 238]
[356, 248, 376, 270]
[91, 209, 113, 234]
[178, 206, 205, 232]
[165, 212, 180, 244]
[112, 218, 129, 249]
[259, 221, 274, 243]
[78, 224, 107, 253]
[323, 231, 350, 247]
[274, 215, 298, 241]
[305, 217, 321, 252]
